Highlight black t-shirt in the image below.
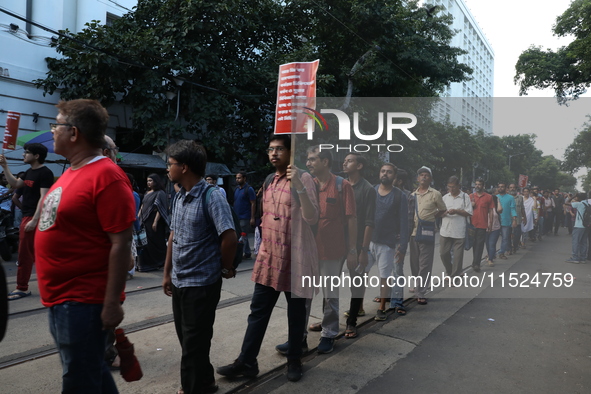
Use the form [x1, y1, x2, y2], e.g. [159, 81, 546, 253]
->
[351, 178, 376, 249]
[21, 166, 54, 217]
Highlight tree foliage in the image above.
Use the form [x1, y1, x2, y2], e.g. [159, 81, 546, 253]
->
[34, 0, 471, 171]
[514, 0, 591, 102]
[563, 117, 591, 173]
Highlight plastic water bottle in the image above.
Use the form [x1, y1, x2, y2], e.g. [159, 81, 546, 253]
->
[115, 328, 143, 382]
[239, 232, 247, 246]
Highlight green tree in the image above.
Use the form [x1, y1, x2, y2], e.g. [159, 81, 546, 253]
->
[563, 117, 591, 173]
[301, 0, 471, 99]
[514, 0, 591, 102]
[34, 0, 471, 171]
[35, 0, 308, 167]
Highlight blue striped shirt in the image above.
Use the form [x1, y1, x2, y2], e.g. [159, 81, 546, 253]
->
[171, 180, 235, 287]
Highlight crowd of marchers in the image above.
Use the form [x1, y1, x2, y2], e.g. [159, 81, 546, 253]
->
[3, 98, 589, 394]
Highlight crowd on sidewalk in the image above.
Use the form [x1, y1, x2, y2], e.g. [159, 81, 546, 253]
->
[4, 99, 589, 394]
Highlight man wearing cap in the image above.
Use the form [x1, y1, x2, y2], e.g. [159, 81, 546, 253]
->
[409, 166, 446, 305]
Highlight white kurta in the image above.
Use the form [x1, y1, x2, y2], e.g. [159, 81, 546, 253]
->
[521, 196, 535, 233]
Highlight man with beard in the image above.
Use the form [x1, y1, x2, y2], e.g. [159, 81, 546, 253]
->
[371, 163, 408, 320]
[219, 135, 318, 382]
[304, 146, 356, 354]
[497, 183, 517, 260]
[341, 153, 375, 338]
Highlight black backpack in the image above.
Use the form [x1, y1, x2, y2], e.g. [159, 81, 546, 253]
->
[580, 201, 591, 229]
[202, 185, 244, 269]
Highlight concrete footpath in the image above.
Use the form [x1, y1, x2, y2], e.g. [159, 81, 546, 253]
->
[2, 232, 591, 393]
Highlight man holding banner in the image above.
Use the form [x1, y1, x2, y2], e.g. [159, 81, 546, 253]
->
[1, 143, 54, 300]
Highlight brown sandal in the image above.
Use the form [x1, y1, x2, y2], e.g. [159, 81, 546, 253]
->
[344, 325, 358, 339]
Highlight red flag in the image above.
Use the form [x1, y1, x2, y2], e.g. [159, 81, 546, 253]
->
[3, 111, 20, 150]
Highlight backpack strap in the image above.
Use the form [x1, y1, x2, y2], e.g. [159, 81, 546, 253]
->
[201, 184, 216, 226]
[578, 201, 589, 222]
[263, 173, 275, 191]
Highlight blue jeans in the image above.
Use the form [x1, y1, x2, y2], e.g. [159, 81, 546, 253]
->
[485, 229, 501, 261]
[571, 227, 588, 261]
[48, 302, 118, 394]
[389, 257, 405, 309]
[499, 226, 512, 255]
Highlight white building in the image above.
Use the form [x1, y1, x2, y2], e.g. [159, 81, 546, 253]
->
[0, 0, 136, 172]
[428, 0, 494, 134]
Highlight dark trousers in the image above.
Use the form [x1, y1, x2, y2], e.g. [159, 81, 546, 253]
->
[172, 279, 222, 394]
[239, 283, 307, 363]
[544, 212, 554, 235]
[554, 212, 564, 234]
[346, 268, 367, 328]
[511, 225, 522, 252]
[472, 228, 487, 268]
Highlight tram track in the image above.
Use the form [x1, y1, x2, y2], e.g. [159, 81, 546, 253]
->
[0, 293, 253, 370]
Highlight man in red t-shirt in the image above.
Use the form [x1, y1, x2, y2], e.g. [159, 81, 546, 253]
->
[35, 99, 135, 393]
[305, 146, 356, 354]
[470, 178, 494, 271]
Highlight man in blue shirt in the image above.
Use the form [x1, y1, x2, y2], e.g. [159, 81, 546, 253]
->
[564, 192, 589, 263]
[162, 140, 237, 394]
[496, 182, 517, 260]
[234, 171, 256, 259]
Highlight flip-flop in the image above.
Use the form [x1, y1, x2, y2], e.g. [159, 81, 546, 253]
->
[7, 290, 31, 301]
[395, 307, 407, 316]
[417, 298, 428, 305]
[344, 325, 358, 339]
[308, 322, 322, 331]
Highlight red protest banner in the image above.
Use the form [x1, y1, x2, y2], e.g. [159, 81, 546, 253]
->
[273, 60, 319, 135]
[518, 174, 528, 188]
[3, 111, 20, 150]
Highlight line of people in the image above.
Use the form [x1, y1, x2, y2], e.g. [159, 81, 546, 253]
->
[7, 99, 586, 394]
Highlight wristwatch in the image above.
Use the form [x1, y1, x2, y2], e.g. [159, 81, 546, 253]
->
[222, 268, 231, 275]
[296, 187, 307, 194]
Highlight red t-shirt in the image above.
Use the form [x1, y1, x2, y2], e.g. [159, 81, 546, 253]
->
[470, 192, 494, 229]
[315, 174, 356, 260]
[35, 158, 136, 307]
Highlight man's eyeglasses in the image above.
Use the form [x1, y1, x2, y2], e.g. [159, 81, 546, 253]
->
[266, 146, 286, 154]
[49, 123, 72, 130]
[106, 146, 120, 153]
[166, 162, 183, 169]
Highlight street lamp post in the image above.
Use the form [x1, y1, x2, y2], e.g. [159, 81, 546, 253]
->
[508, 152, 525, 171]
